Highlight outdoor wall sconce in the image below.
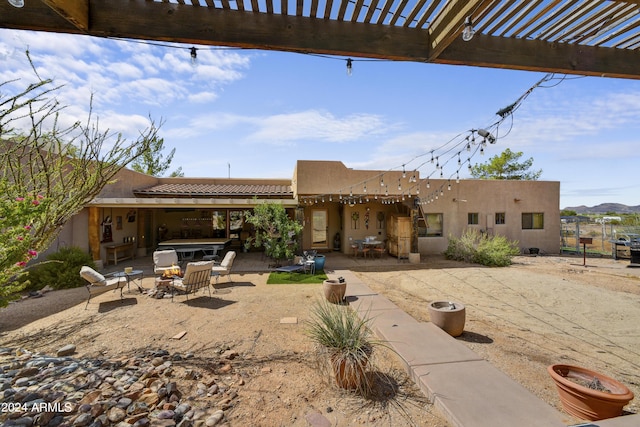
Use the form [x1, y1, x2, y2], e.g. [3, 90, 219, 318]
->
[514, 198, 522, 203]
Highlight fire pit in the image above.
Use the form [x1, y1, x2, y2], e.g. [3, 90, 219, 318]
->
[162, 265, 182, 279]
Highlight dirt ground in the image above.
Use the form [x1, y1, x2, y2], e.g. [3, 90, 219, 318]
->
[1, 254, 639, 426]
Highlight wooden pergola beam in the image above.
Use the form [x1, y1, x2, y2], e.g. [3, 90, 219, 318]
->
[42, 0, 89, 31]
[2, 0, 640, 79]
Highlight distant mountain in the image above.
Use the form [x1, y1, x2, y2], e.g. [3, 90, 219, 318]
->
[562, 203, 640, 214]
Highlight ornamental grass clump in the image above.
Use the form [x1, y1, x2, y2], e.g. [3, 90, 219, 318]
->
[306, 298, 385, 394]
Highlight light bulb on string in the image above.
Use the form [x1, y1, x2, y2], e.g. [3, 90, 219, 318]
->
[363, 183, 367, 193]
[462, 16, 475, 42]
[346, 58, 353, 76]
[190, 47, 198, 65]
[427, 179, 430, 189]
[402, 165, 406, 178]
[397, 179, 402, 191]
[447, 181, 451, 191]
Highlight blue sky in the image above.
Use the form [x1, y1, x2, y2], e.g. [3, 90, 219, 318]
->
[1, 28, 639, 209]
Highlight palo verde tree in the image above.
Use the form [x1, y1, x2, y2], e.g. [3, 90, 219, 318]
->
[0, 58, 161, 306]
[244, 202, 303, 266]
[470, 148, 542, 180]
[130, 135, 184, 177]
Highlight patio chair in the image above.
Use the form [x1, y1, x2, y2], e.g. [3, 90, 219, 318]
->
[372, 240, 387, 258]
[211, 251, 236, 284]
[170, 260, 215, 301]
[352, 241, 370, 258]
[80, 266, 127, 309]
[153, 249, 179, 275]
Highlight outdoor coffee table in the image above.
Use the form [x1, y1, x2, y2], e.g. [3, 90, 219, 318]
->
[112, 270, 144, 293]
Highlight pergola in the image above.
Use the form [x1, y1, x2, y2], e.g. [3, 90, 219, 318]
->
[2, 0, 640, 80]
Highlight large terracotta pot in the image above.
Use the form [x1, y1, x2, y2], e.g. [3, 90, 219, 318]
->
[323, 279, 346, 304]
[547, 364, 634, 421]
[331, 352, 369, 390]
[427, 301, 466, 337]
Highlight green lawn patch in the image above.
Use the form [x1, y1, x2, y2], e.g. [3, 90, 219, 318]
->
[267, 270, 327, 284]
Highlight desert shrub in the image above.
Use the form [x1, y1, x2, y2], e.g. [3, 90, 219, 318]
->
[20, 246, 95, 291]
[473, 233, 521, 266]
[445, 229, 520, 267]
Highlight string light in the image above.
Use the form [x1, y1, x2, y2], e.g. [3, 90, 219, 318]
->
[346, 58, 353, 76]
[190, 47, 197, 64]
[462, 16, 475, 42]
[291, 73, 559, 207]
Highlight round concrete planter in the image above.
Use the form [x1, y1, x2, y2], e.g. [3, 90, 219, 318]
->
[427, 301, 466, 337]
[323, 279, 346, 304]
[547, 364, 634, 421]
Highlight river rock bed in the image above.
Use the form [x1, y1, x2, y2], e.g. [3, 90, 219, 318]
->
[0, 347, 242, 426]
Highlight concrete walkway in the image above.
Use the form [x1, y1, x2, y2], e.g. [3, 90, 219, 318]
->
[332, 269, 640, 427]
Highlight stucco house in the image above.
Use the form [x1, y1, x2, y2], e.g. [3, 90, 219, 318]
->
[51, 160, 560, 266]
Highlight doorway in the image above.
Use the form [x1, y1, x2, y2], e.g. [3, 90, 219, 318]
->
[311, 209, 328, 249]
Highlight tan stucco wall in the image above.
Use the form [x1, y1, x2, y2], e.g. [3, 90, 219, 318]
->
[295, 161, 560, 255]
[417, 179, 560, 254]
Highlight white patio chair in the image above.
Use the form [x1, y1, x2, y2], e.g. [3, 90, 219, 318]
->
[211, 251, 236, 284]
[170, 261, 215, 301]
[153, 249, 179, 275]
[80, 266, 127, 309]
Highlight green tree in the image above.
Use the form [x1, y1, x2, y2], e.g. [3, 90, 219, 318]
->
[560, 209, 577, 216]
[130, 136, 183, 177]
[1, 59, 160, 306]
[470, 148, 542, 180]
[244, 202, 303, 266]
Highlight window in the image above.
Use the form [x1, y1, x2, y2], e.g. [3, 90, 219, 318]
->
[419, 213, 443, 237]
[495, 212, 506, 225]
[522, 213, 544, 229]
[468, 213, 479, 225]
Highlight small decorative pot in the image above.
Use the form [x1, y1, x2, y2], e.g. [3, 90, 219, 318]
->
[427, 300, 466, 337]
[547, 364, 634, 421]
[323, 279, 346, 304]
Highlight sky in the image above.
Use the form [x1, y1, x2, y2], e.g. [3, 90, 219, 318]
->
[1, 28, 639, 209]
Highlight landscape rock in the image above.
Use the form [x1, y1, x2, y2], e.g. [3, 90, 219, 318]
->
[0, 349, 240, 427]
[56, 344, 76, 357]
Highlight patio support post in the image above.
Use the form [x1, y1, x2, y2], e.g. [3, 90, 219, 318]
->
[88, 207, 101, 262]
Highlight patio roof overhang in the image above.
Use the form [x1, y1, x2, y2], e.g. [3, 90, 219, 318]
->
[87, 197, 299, 208]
